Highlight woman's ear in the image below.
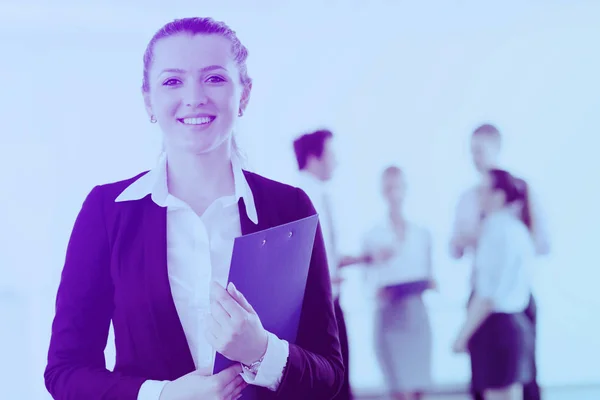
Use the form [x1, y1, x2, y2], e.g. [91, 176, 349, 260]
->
[142, 89, 153, 119]
[239, 82, 252, 115]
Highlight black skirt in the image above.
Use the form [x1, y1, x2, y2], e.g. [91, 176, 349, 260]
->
[468, 311, 535, 391]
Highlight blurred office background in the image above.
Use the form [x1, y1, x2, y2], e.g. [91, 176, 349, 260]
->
[1, 1, 599, 398]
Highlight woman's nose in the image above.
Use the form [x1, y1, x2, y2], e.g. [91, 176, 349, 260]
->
[184, 84, 208, 107]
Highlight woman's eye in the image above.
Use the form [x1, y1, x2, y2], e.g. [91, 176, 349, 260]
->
[163, 78, 181, 86]
[206, 75, 226, 83]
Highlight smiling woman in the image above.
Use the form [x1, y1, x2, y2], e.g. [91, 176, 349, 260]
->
[140, 18, 252, 168]
[43, 17, 344, 400]
[142, 33, 250, 157]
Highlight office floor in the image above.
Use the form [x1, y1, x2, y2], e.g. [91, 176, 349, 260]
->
[355, 385, 600, 400]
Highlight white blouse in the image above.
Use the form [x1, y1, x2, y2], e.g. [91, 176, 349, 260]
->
[362, 220, 433, 290]
[474, 209, 534, 313]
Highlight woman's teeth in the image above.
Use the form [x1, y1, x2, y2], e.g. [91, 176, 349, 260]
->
[180, 117, 214, 125]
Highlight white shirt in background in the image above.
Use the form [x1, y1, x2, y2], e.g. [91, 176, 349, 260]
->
[362, 220, 433, 291]
[450, 185, 484, 258]
[474, 209, 534, 313]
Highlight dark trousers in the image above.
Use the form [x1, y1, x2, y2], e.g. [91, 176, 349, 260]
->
[470, 295, 540, 400]
[522, 296, 541, 400]
[332, 298, 353, 400]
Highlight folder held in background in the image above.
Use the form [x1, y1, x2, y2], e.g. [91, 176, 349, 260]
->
[213, 214, 319, 379]
[383, 279, 433, 301]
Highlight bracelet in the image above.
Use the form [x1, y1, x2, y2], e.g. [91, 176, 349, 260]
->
[242, 355, 264, 375]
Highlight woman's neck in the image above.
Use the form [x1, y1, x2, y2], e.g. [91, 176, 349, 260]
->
[388, 206, 406, 226]
[165, 144, 235, 207]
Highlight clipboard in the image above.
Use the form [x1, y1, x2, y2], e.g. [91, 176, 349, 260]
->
[383, 279, 433, 301]
[213, 214, 319, 379]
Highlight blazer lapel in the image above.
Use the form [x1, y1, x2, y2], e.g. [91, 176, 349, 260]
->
[142, 197, 195, 378]
[238, 198, 262, 235]
[239, 172, 265, 235]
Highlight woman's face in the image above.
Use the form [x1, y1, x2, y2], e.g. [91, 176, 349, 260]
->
[143, 34, 251, 156]
[381, 172, 406, 208]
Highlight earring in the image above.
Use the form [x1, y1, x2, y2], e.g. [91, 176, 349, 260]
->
[150, 115, 157, 123]
[238, 110, 243, 117]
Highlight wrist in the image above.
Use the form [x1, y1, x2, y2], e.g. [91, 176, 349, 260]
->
[456, 329, 470, 343]
[242, 335, 267, 376]
[241, 354, 265, 376]
[243, 330, 268, 366]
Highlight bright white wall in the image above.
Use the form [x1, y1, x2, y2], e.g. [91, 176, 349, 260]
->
[1, 1, 599, 398]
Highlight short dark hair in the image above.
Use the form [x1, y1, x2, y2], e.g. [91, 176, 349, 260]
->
[293, 129, 333, 170]
[472, 123, 502, 141]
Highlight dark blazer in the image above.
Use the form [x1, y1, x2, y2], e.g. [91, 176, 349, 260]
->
[44, 170, 344, 400]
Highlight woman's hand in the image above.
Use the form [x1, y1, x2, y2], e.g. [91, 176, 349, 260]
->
[330, 275, 346, 285]
[451, 334, 468, 354]
[370, 247, 396, 264]
[451, 234, 478, 254]
[159, 364, 247, 400]
[205, 281, 269, 366]
[427, 279, 438, 291]
[376, 287, 394, 302]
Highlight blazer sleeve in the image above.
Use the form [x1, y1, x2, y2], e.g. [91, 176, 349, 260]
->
[273, 188, 344, 399]
[44, 186, 147, 399]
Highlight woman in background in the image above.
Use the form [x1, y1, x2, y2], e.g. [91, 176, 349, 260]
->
[452, 169, 535, 400]
[362, 166, 434, 400]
